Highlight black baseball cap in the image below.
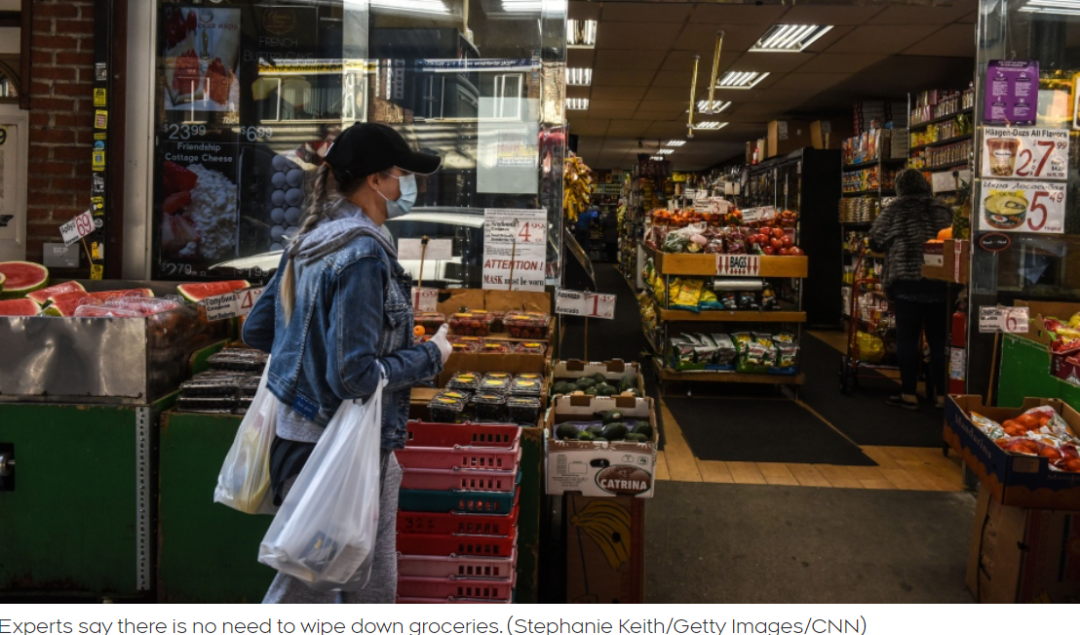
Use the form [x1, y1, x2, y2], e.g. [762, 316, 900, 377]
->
[323, 122, 442, 187]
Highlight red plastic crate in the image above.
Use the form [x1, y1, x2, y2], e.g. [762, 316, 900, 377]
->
[396, 443, 521, 471]
[396, 596, 511, 604]
[397, 491, 520, 535]
[397, 574, 516, 602]
[397, 550, 517, 580]
[405, 421, 520, 448]
[397, 529, 517, 558]
[400, 467, 517, 492]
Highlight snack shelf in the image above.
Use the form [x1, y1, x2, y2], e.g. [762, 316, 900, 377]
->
[841, 158, 906, 170]
[658, 309, 807, 323]
[909, 133, 973, 152]
[919, 159, 970, 172]
[908, 107, 973, 130]
[842, 189, 896, 197]
[647, 247, 809, 278]
[653, 358, 805, 385]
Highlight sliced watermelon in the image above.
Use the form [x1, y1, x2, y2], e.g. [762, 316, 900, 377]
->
[177, 280, 250, 303]
[27, 281, 86, 306]
[88, 288, 155, 302]
[0, 272, 5, 293]
[0, 261, 49, 299]
[43, 290, 92, 317]
[0, 298, 42, 317]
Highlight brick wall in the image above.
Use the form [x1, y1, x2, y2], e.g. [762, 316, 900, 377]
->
[26, 0, 95, 266]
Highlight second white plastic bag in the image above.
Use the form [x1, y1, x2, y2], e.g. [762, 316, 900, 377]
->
[257, 381, 384, 591]
[213, 360, 278, 515]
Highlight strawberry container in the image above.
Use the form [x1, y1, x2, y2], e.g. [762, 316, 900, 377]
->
[397, 529, 517, 558]
[446, 371, 482, 392]
[414, 312, 446, 335]
[470, 393, 508, 422]
[449, 312, 495, 337]
[397, 550, 517, 580]
[506, 397, 541, 425]
[448, 336, 483, 354]
[397, 574, 516, 602]
[513, 341, 548, 355]
[479, 341, 512, 355]
[478, 373, 512, 394]
[428, 392, 468, 423]
[503, 311, 551, 340]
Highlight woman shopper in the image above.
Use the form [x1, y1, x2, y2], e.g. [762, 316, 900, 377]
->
[243, 122, 452, 603]
[601, 210, 619, 263]
[869, 168, 953, 410]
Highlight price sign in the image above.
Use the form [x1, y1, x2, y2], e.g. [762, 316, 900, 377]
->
[412, 287, 438, 312]
[979, 306, 1030, 334]
[514, 219, 546, 245]
[235, 287, 264, 316]
[741, 206, 776, 224]
[716, 254, 761, 276]
[203, 287, 265, 321]
[398, 238, 453, 261]
[59, 210, 95, 246]
[978, 179, 1066, 234]
[981, 128, 1069, 180]
[555, 289, 616, 320]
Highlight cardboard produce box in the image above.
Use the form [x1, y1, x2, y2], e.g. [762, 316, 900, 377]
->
[1014, 301, 1080, 387]
[967, 487, 1080, 603]
[767, 120, 811, 158]
[551, 359, 645, 397]
[944, 395, 1080, 510]
[922, 239, 969, 284]
[565, 493, 646, 603]
[545, 394, 657, 498]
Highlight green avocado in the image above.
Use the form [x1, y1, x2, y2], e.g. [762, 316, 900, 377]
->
[574, 377, 597, 390]
[601, 422, 628, 441]
[631, 421, 654, 439]
[589, 373, 609, 384]
[618, 374, 636, 393]
[556, 423, 581, 441]
[600, 410, 624, 425]
[624, 433, 649, 443]
[595, 383, 618, 397]
[584, 386, 599, 397]
[578, 431, 597, 442]
[553, 381, 574, 395]
[586, 426, 605, 438]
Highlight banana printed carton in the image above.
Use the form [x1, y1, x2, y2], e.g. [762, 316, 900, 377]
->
[545, 394, 657, 498]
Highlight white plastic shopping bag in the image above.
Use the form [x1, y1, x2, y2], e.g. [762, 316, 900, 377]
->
[213, 360, 278, 515]
[257, 380, 384, 591]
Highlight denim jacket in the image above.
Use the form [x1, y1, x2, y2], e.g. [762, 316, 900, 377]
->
[242, 224, 443, 450]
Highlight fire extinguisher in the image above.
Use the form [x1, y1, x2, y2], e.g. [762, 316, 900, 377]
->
[948, 305, 968, 395]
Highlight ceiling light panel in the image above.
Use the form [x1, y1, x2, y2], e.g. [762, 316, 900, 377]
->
[567, 98, 590, 110]
[656, 149, 674, 155]
[694, 121, 728, 130]
[370, 0, 450, 14]
[666, 140, 686, 147]
[718, 71, 770, 89]
[1021, 0, 1080, 14]
[568, 19, 598, 48]
[696, 100, 731, 113]
[750, 24, 834, 52]
[567, 68, 592, 86]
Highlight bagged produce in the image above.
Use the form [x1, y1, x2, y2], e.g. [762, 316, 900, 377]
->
[973, 405, 1080, 472]
[214, 361, 278, 515]
[671, 278, 704, 313]
[855, 331, 885, 363]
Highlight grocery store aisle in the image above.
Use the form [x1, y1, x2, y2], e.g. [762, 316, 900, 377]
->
[646, 481, 976, 603]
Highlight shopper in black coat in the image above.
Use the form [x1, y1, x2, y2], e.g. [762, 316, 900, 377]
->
[869, 168, 953, 410]
[601, 211, 619, 263]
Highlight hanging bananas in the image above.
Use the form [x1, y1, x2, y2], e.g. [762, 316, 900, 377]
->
[564, 155, 596, 223]
[570, 499, 633, 571]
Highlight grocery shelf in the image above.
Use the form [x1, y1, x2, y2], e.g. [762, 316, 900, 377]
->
[658, 309, 807, 323]
[921, 160, 970, 172]
[653, 358, 805, 385]
[842, 189, 896, 197]
[841, 158, 906, 170]
[909, 133, 973, 152]
[908, 108, 973, 130]
[647, 246, 809, 278]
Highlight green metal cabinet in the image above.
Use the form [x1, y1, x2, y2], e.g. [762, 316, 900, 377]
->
[998, 334, 1080, 409]
[0, 396, 174, 599]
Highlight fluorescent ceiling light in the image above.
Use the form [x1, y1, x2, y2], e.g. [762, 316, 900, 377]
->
[567, 98, 589, 110]
[718, 71, 769, 89]
[649, 156, 666, 161]
[694, 121, 728, 130]
[1020, 0, 1080, 14]
[750, 24, 833, 52]
[666, 140, 686, 147]
[656, 149, 674, 155]
[370, 0, 450, 15]
[696, 100, 731, 114]
[568, 19, 598, 47]
[502, 0, 543, 12]
[567, 68, 592, 86]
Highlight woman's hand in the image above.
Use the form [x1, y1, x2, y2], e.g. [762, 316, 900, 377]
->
[430, 324, 452, 365]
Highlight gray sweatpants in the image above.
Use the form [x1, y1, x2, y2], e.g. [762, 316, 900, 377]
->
[263, 450, 403, 604]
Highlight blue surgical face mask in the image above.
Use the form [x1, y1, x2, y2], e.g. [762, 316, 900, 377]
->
[378, 172, 417, 219]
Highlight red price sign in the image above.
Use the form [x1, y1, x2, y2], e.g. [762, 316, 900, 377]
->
[716, 254, 761, 276]
[515, 220, 546, 244]
[59, 210, 96, 245]
[979, 179, 1066, 235]
[982, 128, 1069, 180]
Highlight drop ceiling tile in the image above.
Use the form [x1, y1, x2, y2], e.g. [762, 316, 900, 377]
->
[636, 99, 690, 113]
[589, 85, 648, 101]
[597, 21, 683, 50]
[643, 84, 693, 101]
[825, 24, 944, 55]
[800, 24, 856, 53]
[587, 108, 637, 120]
[901, 23, 976, 58]
[660, 49, 735, 73]
[868, 3, 975, 25]
[594, 48, 664, 72]
[691, 4, 788, 25]
[646, 121, 694, 136]
[958, 11, 978, 24]
[565, 85, 592, 98]
[592, 70, 656, 88]
[797, 53, 886, 73]
[601, 2, 692, 23]
[671, 23, 760, 53]
[606, 120, 654, 136]
[768, 72, 851, 92]
[651, 72, 697, 88]
[567, 48, 595, 67]
[568, 120, 610, 136]
[731, 51, 817, 74]
[568, 0, 600, 21]
[589, 99, 640, 110]
[777, 5, 887, 25]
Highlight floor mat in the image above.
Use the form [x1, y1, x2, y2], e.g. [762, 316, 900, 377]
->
[560, 264, 665, 450]
[799, 333, 946, 448]
[666, 397, 876, 466]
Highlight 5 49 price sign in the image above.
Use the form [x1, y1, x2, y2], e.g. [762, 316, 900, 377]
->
[979, 179, 1066, 234]
[981, 128, 1069, 180]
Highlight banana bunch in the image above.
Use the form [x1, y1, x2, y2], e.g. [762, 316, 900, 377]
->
[564, 155, 596, 223]
[570, 499, 633, 571]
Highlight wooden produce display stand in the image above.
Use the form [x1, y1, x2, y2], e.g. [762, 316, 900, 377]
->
[644, 245, 809, 393]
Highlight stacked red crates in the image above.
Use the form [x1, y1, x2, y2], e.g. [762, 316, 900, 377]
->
[395, 421, 522, 604]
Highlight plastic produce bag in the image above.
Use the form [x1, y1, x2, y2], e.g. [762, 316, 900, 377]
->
[213, 360, 278, 515]
[856, 331, 885, 363]
[258, 380, 384, 591]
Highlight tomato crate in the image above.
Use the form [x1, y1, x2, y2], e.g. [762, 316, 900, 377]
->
[398, 550, 517, 580]
[397, 491, 520, 535]
[405, 421, 521, 448]
[400, 467, 520, 492]
[397, 574, 516, 602]
[397, 424, 522, 471]
[397, 529, 517, 559]
[398, 487, 519, 514]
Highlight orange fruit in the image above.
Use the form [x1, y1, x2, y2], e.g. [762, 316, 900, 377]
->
[414, 325, 425, 337]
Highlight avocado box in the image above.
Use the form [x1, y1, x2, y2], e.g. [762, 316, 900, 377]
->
[545, 394, 657, 498]
[945, 395, 1080, 510]
[550, 359, 645, 399]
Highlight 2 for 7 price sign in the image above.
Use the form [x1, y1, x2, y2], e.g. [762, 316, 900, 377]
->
[981, 127, 1069, 180]
[979, 179, 1066, 234]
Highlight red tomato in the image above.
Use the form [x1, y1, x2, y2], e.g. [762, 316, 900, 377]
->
[772, 228, 785, 239]
[778, 248, 790, 256]
[770, 238, 784, 250]
[762, 246, 775, 255]
[788, 246, 804, 255]
[781, 236, 794, 248]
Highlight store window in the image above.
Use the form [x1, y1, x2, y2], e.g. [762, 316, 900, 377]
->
[150, 0, 566, 283]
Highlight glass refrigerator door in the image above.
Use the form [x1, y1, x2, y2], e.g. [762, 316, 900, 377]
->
[150, 0, 566, 284]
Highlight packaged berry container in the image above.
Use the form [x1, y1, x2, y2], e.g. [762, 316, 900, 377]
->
[513, 341, 548, 355]
[488, 311, 506, 333]
[446, 372, 481, 392]
[503, 311, 552, 340]
[471, 393, 508, 422]
[413, 312, 446, 335]
[180, 372, 240, 397]
[509, 376, 543, 397]
[480, 341, 512, 355]
[507, 397, 541, 425]
[448, 336, 483, 354]
[449, 311, 495, 336]
[429, 393, 467, 423]
[478, 373, 512, 394]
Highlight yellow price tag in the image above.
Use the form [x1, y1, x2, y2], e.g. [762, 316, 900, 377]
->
[90, 264, 104, 280]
